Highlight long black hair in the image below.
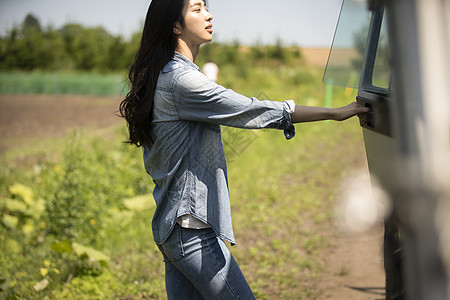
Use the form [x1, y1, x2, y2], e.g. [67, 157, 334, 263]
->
[119, 0, 188, 147]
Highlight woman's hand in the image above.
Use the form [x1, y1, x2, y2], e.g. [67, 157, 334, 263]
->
[331, 102, 370, 121]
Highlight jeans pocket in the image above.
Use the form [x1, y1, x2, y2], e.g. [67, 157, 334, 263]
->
[161, 224, 185, 261]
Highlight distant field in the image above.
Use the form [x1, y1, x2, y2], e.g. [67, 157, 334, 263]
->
[0, 94, 122, 155]
[0, 72, 128, 96]
[0, 48, 332, 97]
[302, 47, 361, 66]
[302, 47, 332, 67]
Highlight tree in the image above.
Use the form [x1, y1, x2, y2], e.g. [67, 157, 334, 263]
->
[104, 36, 127, 71]
[60, 23, 84, 68]
[269, 38, 287, 62]
[17, 14, 45, 70]
[23, 14, 41, 33]
[72, 27, 110, 71]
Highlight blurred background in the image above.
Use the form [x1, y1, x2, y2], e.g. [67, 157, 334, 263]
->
[0, 1, 383, 299]
[0, 0, 342, 46]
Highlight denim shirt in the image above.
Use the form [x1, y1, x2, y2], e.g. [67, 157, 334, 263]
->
[144, 52, 295, 245]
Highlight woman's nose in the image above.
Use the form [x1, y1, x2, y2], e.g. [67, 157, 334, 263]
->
[205, 10, 213, 21]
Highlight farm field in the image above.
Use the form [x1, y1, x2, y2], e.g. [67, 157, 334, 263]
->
[0, 53, 384, 299]
[0, 93, 384, 299]
[0, 94, 122, 155]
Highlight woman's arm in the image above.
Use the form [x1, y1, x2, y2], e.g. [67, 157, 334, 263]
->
[291, 102, 369, 123]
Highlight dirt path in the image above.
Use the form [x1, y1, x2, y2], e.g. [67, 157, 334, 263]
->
[0, 94, 385, 299]
[316, 158, 386, 299]
[317, 225, 385, 299]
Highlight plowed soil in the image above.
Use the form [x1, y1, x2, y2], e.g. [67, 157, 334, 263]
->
[0, 94, 123, 154]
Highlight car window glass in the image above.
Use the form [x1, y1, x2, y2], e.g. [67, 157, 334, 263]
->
[323, 0, 390, 92]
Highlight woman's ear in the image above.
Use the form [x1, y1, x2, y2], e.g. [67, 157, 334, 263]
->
[173, 22, 182, 35]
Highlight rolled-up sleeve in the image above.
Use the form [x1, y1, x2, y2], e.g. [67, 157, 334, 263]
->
[173, 69, 296, 140]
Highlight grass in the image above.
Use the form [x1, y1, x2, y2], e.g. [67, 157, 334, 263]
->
[0, 64, 365, 299]
[0, 71, 128, 96]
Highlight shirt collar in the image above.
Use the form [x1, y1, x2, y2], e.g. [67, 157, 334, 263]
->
[174, 52, 201, 72]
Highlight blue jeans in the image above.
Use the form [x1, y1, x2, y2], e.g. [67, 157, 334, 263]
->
[157, 224, 255, 300]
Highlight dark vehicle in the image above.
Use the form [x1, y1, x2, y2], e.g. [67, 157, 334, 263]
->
[324, 0, 450, 299]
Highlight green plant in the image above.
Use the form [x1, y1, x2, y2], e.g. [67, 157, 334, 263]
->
[1, 183, 45, 239]
[0, 71, 127, 96]
[43, 132, 104, 243]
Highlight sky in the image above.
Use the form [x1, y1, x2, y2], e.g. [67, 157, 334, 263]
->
[0, 0, 344, 47]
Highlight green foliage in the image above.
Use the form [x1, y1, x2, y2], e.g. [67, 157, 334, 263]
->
[0, 37, 305, 97]
[196, 40, 303, 69]
[0, 71, 127, 96]
[1, 183, 45, 238]
[0, 15, 138, 72]
[0, 126, 154, 299]
[23, 14, 41, 32]
[0, 60, 366, 299]
[0, 13, 302, 75]
[43, 132, 105, 242]
[0, 13, 306, 98]
[50, 240, 110, 271]
[40, 131, 150, 244]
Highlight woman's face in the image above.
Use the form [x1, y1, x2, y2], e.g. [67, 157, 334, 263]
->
[177, 0, 214, 47]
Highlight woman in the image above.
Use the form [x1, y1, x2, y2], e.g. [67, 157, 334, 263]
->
[120, 0, 368, 299]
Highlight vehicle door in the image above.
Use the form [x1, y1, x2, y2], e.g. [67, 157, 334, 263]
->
[325, 1, 450, 299]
